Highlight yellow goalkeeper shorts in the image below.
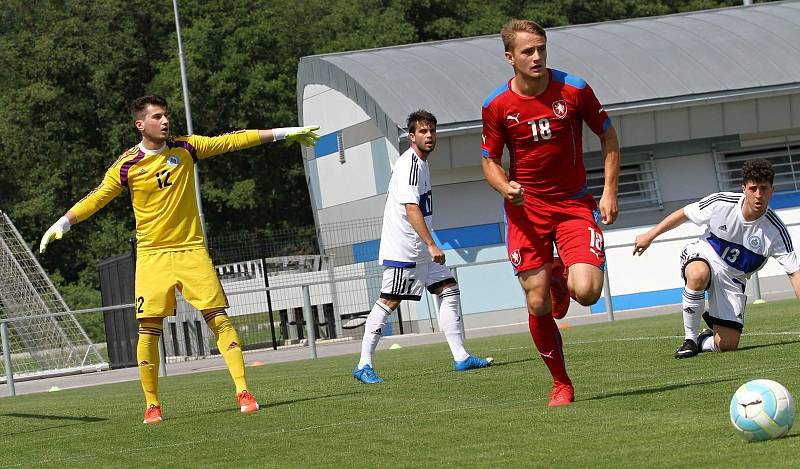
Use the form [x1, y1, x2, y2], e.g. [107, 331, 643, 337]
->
[134, 248, 228, 318]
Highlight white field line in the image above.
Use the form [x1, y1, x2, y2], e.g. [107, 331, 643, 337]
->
[14, 360, 800, 467]
[489, 331, 800, 352]
[9, 333, 800, 466]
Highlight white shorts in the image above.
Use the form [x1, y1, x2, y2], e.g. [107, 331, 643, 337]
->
[681, 241, 746, 332]
[379, 259, 455, 301]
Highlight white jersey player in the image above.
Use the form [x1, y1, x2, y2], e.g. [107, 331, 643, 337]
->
[378, 141, 434, 273]
[633, 159, 800, 358]
[353, 110, 493, 384]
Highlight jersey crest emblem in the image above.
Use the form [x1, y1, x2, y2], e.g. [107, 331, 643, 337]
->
[552, 100, 568, 119]
[166, 156, 180, 168]
[509, 249, 522, 266]
[748, 236, 762, 249]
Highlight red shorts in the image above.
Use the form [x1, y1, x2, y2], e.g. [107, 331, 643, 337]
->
[505, 194, 605, 274]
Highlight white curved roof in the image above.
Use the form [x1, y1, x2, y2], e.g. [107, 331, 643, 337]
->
[297, 1, 800, 135]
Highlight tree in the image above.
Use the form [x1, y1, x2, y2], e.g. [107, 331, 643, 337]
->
[0, 0, 753, 342]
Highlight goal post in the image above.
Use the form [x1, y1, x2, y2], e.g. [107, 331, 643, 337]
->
[0, 210, 107, 383]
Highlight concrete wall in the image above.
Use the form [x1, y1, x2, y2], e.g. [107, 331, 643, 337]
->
[298, 83, 800, 325]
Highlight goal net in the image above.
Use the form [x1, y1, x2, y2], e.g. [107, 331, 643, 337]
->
[0, 210, 107, 381]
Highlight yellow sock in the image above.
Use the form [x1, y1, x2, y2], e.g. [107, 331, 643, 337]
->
[204, 310, 248, 394]
[137, 320, 162, 408]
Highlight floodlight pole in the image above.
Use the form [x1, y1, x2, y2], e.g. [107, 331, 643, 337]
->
[172, 0, 207, 240]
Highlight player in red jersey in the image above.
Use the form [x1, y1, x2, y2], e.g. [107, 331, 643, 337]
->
[481, 19, 620, 406]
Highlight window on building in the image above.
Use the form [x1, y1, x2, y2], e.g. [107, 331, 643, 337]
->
[585, 153, 663, 211]
[715, 142, 800, 192]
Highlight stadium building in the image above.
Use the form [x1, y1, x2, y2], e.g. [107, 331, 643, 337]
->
[296, 1, 800, 328]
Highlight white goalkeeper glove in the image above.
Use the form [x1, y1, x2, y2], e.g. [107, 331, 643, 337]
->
[39, 216, 71, 253]
[272, 125, 321, 147]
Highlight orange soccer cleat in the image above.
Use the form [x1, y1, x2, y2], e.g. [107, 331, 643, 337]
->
[550, 258, 570, 320]
[237, 390, 260, 414]
[143, 404, 163, 424]
[548, 383, 575, 407]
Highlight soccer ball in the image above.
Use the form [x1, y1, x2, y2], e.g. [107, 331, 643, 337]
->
[729, 379, 795, 442]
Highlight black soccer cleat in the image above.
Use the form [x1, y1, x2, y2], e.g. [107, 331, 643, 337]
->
[674, 339, 699, 359]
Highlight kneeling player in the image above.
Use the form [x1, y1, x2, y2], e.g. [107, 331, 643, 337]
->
[353, 110, 492, 384]
[633, 159, 800, 358]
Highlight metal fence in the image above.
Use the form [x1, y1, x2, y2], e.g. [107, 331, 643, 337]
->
[207, 226, 319, 265]
[1, 306, 121, 396]
[5, 212, 792, 396]
[164, 261, 410, 361]
[163, 214, 790, 363]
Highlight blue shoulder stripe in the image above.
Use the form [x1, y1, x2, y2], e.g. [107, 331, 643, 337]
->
[483, 82, 509, 108]
[551, 69, 587, 90]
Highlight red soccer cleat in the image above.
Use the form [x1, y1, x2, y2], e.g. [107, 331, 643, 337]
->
[548, 383, 574, 407]
[237, 390, 260, 414]
[550, 258, 570, 319]
[143, 404, 163, 424]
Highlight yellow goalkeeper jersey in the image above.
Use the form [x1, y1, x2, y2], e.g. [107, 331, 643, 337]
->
[69, 130, 261, 253]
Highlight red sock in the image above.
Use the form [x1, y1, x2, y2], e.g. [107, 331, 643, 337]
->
[528, 313, 572, 386]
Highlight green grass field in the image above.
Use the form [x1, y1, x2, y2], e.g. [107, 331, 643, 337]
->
[4, 300, 800, 468]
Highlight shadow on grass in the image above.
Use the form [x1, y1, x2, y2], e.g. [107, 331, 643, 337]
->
[583, 376, 741, 401]
[391, 357, 535, 381]
[169, 390, 367, 421]
[736, 339, 800, 352]
[268, 390, 366, 408]
[1, 413, 107, 436]
[483, 357, 535, 368]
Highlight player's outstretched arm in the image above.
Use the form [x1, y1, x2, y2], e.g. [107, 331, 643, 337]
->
[39, 211, 78, 253]
[632, 207, 688, 256]
[261, 126, 321, 147]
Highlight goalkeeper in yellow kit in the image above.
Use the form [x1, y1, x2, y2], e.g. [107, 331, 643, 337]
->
[39, 95, 320, 424]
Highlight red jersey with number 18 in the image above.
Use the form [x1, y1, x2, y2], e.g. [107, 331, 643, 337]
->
[481, 68, 610, 200]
